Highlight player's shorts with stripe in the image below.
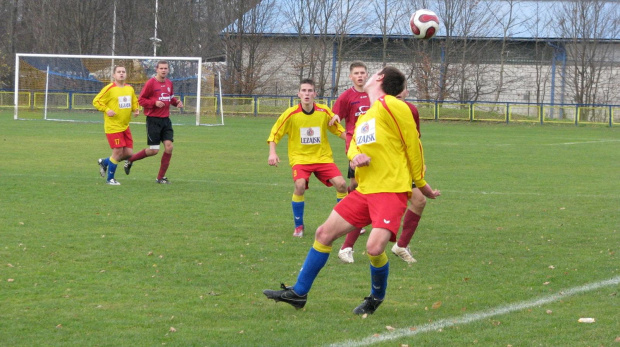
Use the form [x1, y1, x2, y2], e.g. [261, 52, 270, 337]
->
[146, 116, 174, 146]
[106, 128, 133, 149]
[292, 163, 343, 189]
[334, 190, 408, 241]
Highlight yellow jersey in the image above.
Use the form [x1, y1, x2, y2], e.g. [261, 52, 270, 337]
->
[93, 83, 139, 134]
[267, 103, 345, 166]
[348, 95, 426, 194]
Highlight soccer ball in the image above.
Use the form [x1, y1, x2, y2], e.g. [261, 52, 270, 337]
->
[410, 9, 440, 39]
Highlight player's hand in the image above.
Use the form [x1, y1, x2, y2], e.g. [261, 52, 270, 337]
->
[177, 101, 184, 108]
[351, 154, 371, 168]
[106, 109, 116, 117]
[155, 101, 165, 108]
[268, 154, 280, 167]
[328, 114, 340, 126]
[419, 184, 441, 199]
[133, 110, 140, 117]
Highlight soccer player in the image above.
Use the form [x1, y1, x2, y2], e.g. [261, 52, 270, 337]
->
[124, 60, 184, 184]
[267, 78, 348, 237]
[331, 61, 371, 263]
[94, 65, 140, 185]
[263, 67, 440, 315]
[338, 87, 427, 264]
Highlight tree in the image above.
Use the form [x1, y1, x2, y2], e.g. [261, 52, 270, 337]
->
[555, 0, 619, 114]
[526, 1, 554, 104]
[220, 0, 280, 94]
[371, 0, 406, 67]
[486, 0, 529, 104]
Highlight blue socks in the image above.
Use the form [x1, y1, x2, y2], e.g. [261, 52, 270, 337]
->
[292, 201, 304, 227]
[370, 262, 389, 300]
[293, 242, 331, 295]
[107, 157, 118, 181]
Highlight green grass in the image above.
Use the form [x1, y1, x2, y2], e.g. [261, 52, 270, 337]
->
[0, 113, 618, 346]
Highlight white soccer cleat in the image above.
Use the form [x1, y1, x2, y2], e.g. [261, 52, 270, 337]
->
[106, 178, 121, 186]
[338, 247, 354, 263]
[391, 244, 417, 263]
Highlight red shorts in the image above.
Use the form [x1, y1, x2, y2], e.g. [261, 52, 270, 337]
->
[334, 190, 408, 241]
[292, 163, 342, 189]
[106, 128, 133, 149]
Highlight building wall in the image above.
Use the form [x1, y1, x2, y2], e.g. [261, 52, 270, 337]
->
[247, 37, 620, 105]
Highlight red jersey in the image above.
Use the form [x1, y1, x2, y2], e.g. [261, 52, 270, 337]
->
[332, 87, 370, 152]
[404, 100, 421, 137]
[139, 77, 180, 118]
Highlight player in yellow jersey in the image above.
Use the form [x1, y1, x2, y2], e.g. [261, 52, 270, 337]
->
[93, 66, 139, 185]
[267, 78, 347, 237]
[264, 67, 440, 315]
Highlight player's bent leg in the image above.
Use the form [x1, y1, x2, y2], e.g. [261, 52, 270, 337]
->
[409, 188, 427, 215]
[121, 147, 133, 161]
[365, 228, 392, 257]
[145, 147, 160, 157]
[330, 176, 348, 193]
[163, 140, 173, 154]
[315, 210, 357, 247]
[393, 189, 426, 263]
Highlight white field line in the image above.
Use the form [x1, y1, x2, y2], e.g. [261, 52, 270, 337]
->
[328, 275, 620, 347]
[440, 189, 619, 200]
[543, 139, 620, 146]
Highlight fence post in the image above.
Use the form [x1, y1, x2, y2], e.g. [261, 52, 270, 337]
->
[575, 105, 579, 126]
[540, 104, 544, 125]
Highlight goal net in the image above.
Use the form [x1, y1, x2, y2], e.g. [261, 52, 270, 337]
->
[13, 53, 224, 126]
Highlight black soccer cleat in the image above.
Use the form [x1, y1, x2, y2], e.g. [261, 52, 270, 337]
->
[263, 283, 307, 309]
[123, 160, 133, 175]
[353, 295, 383, 315]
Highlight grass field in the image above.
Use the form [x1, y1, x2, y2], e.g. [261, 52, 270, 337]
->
[0, 112, 618, 346]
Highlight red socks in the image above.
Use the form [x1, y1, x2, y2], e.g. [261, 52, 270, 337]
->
[129, 149, 148, 162]
[397, 210, 421, 248]
[341, 228, 363, 250]
[157, 152, 172, 180]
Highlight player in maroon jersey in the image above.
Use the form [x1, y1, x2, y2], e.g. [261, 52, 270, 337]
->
[332, 61, 370, 263]
[124, 60, 184, 184]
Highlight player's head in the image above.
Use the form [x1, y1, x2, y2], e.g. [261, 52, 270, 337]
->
[113, 65, 127, 83]
[298, 78, 316, 107]
[364, 66, 405, 97]
[156, 60, 169, 80]
[349, 61, 368, 90]
[378, 66, 405, 96]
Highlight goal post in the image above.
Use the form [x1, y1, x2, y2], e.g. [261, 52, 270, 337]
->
[14, 53, 224, 126]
